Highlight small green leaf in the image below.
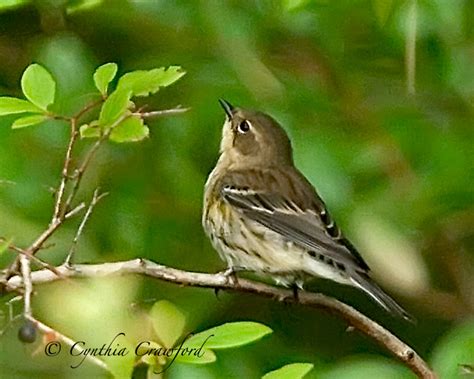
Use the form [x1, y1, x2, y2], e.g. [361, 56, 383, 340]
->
[173, 348, 216, 365]
[137, 341, 167, 367]
[154, 66, 186, 87]
[186, 322, 272, 350]
[0, 97, 42, 116]
[262, 363, 314, 379]
[110, 116, 149, 143]
[149, 300, 186, 348]
[93, 63, 118, 96]
[20, 64, 56, 111]
[117, 66, 185, 97]
[79, 121, 101, 138]
[98, 90, 131, 128]
[11, 114, 48, 129]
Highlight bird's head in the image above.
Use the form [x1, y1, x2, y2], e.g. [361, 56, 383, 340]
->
[217, 99, 294, 168]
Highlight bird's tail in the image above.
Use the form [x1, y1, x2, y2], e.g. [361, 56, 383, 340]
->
[350, 272, 415, 323]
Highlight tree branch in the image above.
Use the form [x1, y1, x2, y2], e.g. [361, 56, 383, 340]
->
[6, 259, 436, 379]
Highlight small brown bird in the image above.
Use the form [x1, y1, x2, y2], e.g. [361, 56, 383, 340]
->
[203, 99, 413, 321]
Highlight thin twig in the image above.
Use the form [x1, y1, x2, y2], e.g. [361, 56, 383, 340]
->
[65, 189, 108, 266]
[0, 296, 22, 337]
[26, 315, 109, 371]
[0, 238, 62, 277]
[6, 259, 436, 379]
[63, 113, 125, 211]
[64, 202, 86, 219]
[19, 255, 32, 317]
[27, 219, 62, 256]
[53, 118, 79, 222]
[135, 106, 190, 119]
[73, 98, 104, 120]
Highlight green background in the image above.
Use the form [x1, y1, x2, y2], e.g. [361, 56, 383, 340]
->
[0, 0, 472, 378]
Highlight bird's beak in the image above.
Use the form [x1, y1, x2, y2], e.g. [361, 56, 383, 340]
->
[218, 99, 234, 119]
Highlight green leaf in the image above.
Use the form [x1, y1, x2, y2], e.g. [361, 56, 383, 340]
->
[93, 63, 118, 96]
[11, 114, 48, 129]
[0, 97, 42, 116]
[262, 363, 314, 379]
[20, 64, 56, 111]
[173, 348, 216, 365]
[79, 121, 101, 138]
[110, 116, 149, 143]
[154, 66, 186, 87]
[117, 66, 185, 97]
[98, 90, 131, 128]
[149, 300, 186, 348]
[186, 322, 272, 350]
[136, 341, 167, 367]
[431, 320, 474, 379]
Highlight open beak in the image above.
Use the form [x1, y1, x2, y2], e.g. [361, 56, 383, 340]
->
[218, 99, 234, 119]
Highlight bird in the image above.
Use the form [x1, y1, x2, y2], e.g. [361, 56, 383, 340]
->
[202, 99, 413, 322]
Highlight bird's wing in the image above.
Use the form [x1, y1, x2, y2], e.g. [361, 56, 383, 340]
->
[221, 185, 369, 271]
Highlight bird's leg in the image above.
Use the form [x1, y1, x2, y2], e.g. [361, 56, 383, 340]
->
[214, 266, 245, 298]
[291, 283, 299, 302]
[218, 266, 243, 277]
[219, 266, 244, 284]
[214, 267, 234, 298]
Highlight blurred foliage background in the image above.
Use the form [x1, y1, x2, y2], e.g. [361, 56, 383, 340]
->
[0, 0, 472, 378]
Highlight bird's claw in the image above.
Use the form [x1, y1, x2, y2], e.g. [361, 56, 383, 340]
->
[63, 262, 81, 273]
[218, 266, 240, 286]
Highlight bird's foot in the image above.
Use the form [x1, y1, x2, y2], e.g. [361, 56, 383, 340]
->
[214, 266, 243, 299]
[219, 266, 244, 285]
[62, 261, 81, 273]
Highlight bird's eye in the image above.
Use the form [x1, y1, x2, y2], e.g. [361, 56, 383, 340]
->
[237, 120, 251, 134]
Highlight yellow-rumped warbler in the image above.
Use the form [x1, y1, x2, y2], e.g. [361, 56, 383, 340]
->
[203, 99, 413, 321]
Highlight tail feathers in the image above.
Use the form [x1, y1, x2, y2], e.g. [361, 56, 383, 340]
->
[350, 272, 415, 323]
